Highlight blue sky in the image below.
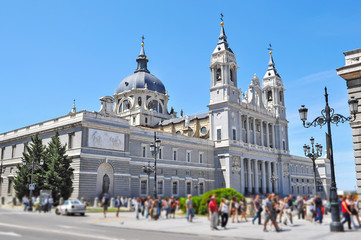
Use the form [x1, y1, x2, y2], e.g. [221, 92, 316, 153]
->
[0, 1, 360, 190]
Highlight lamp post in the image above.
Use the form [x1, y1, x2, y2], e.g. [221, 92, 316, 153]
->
[298, 87, 358, 232]
[149, 132, 161, 199]
[23, 158, 44, 211]
[303, 137, 323, 196]
[142, 161, 154, 196]
[0, 159, 5, 205]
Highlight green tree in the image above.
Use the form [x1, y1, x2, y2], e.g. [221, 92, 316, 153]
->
[14, 134, 45, 201]
[44, 132, 73, 205]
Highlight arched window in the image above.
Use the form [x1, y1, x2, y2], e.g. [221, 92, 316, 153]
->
[267, 90, 272, 101]
[280, 91, 283, 102]
[148, 100, 163, 113]
[216, 68, 222, 81]
[119, 99, 131, 112]
[230, 69, 234, 82]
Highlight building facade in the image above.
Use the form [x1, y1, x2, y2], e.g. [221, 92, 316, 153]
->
[0, 21, 331, 204]
[337, 48, 361, 203]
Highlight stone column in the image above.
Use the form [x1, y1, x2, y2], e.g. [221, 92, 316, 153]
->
[254, 159, 259, 193]
[272, 124, 276, 149]
[260, 120, 264, 147]
[261, 161, 267, 194]
[267, 162, 272, 192]
[247, 159, 252, 192]
[253, 118, 256, 145]
[239, 113, 244, 143]
[246, 116, 250, 143]
[337, 49, 361, 203]
[240, 157, 245, 194]
[266, 123, 270, 147]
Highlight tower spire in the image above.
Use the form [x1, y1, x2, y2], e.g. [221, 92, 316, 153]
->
[135, 35, 150, 73]
[213, 13, 233, 53]
[264, 44, 280, 78]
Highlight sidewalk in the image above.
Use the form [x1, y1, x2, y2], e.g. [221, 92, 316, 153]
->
[88, 212, 361, 240]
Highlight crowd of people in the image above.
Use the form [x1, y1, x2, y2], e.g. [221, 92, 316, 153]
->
[22, 191, 361, 232]
[22, 195, 54, 213]
[129, 193, 360, 232]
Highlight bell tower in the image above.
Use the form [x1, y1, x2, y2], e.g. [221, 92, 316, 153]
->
[209, 16, 240, 106]
[262, 50, 286, 120]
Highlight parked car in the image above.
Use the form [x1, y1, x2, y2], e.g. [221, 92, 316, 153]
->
[55, 199, 86, 216]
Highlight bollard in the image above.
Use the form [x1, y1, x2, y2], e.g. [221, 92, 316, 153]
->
[127, 198, 132, 211]
[246, 198, 255, 217]
[110, 197, 115, 208]
[94, 197, 99, 208]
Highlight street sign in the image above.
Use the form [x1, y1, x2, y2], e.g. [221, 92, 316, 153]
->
[317, 185, 323, 192]
[29, 184, 35, 190]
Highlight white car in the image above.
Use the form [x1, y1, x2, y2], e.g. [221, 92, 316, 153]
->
[55, 199, 86, 216]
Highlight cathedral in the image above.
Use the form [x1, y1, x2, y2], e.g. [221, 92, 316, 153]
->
[0, 20, 331, 204]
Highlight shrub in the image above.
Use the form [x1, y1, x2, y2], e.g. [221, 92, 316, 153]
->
[198, 188, 246, 215]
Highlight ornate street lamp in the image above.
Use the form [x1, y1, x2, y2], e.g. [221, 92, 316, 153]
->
[298, 87, 358, 232]
[142, 161, 154, 196]
[22, 158, 44, 211]
[303, 137, 323, 196]
[149, 132, 161, 199]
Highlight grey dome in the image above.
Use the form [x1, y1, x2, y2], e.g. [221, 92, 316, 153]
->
[115, 71, 166, 94]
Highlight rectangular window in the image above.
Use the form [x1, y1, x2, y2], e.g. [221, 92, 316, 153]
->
[186, 182, 191, 195]
[232, 129, 236, 141]
[186, 151, 191, 162]
[157, 180, 163, 195]
[140, 180, 147, 195]
[11, 145, 16, 158]
[68, 132, 74, 149]
[199, 182, 204, 195]
[199, 153, 203, 164]
[142, 146, 146, 157]
[172, 181, 178, 195]
[8, 178, 13, 194]
[173, 150, 177, 161]
[217, 129, 222, 141]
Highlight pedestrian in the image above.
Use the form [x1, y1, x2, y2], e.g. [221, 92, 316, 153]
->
[252, 194, 262, 225]
[263, 194, 281, 232]
[313, 194, 323, 224]
[101, 193, 110, 218]
[145, 197, 151, 219]
[186, 194, 194, 222]
[115, 195, 122, 217]
[164, 197, 170, 219]
[219, 198, 229, 229]
[157, 197, 162, 218]
[43, 197, 49, 213]
[48, 195, 53, 212]
[281, 197, 293, 226]
[286, 194, 294, 224]
[23, 195, 29, 211]
[135, 197, 141, 220]
[230, 196, 237, 223]
[206, 195, 212, 220]
[239, 197, 247, 222]
[141, 197, 146, 217]
[209, 195, 218, 230]
[341, 195, 352, 230]
[170, 196, 176, 219]
[295, 196, 304, 220]
[348, 195, 361, 227]
[151, 198, 158, 220]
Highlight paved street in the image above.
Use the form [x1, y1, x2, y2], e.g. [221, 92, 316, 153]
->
[0, 207, 360, 240]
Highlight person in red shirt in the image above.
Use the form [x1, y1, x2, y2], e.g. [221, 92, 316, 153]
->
[341, 195, 352, 230]
[209, 195, 218, 230]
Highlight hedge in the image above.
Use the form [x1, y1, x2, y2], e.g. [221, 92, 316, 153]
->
[179, 188, 245, 215]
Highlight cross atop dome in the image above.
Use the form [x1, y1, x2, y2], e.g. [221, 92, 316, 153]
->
[135, 35, 149, 73]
